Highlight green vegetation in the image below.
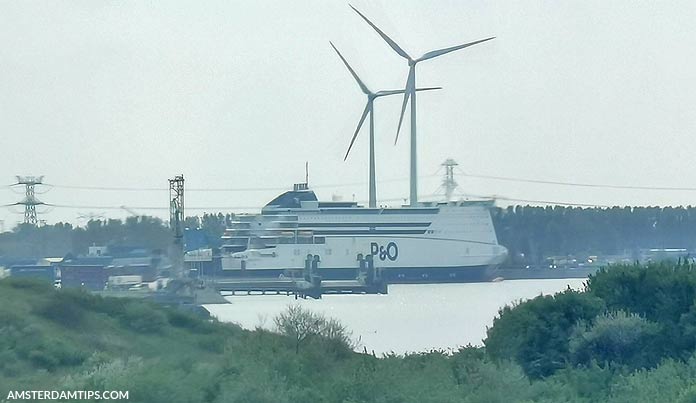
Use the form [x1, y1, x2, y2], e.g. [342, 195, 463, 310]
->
[274, 304, 355, 354]
[3, 206, 696, 261]
[485, 288, 605, 378]
[4, 262, 696, 402]
[0, 213, 230, 258]
[493, 205, 696, 263]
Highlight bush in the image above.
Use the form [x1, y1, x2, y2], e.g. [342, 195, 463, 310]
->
[588, 263, 696, 358]
[22, 336, 88, 371]
[273, 305, 354, 354]
[570, 311, 661, 370]
[677, 384, 696, 403]
[1, 277, 54, 292]
[53, 288, 130, 319]
[0, 348, 20, 377]
[606, 359, 696, 403]
[545, 363, 614, 402]
[120, 303, 168, 334]
[588, 262, 696, 324]
[35, 291, 86, 328]
[0, 310, 26, 329]
[485, 290, 605, 378]
[166, 309, 215, 334]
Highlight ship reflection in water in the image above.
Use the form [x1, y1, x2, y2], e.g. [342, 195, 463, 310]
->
[205, 278, 586, 355]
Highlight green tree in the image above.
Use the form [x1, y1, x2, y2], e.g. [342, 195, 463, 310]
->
[273, 305, 354, 354]
[485, 290, 605, 378]
[569, 311, 661, 370]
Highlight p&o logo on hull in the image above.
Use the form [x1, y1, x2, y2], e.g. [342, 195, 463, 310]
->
[371, 242, 398, 261]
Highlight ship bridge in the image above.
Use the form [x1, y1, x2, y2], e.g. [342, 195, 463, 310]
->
[262, 183, 358, 212]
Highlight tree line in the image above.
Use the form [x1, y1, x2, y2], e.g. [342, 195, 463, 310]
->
[493, 205, 696, 264]
[2, 206, 696, 261]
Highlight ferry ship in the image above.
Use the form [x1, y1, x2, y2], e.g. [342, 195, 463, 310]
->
[210, 6, 507, 283]
[218, 183, 508, 283]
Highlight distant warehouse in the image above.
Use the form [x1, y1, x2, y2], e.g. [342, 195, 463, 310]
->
[9, 265, 56, 283]
[60, 265, 109, 290]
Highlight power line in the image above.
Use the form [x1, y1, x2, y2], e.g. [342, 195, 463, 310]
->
[44, 203, 261, 211]
[43, 184, 168, 191]
[8, 172, 694, 215]
[455, 192, 610, 208]
[39, 173, 696, 193]
[41, 195, 427, 212]
[460, 172, 696, 192]
[39, 176, 440, 192]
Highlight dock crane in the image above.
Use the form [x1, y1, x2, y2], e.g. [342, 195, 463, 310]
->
[120, 205, 140, 217]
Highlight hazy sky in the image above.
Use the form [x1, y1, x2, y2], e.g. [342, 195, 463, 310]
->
[1, 1, 696, 228]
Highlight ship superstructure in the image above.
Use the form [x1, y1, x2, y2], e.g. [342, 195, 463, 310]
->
[219, 183, 507, 283]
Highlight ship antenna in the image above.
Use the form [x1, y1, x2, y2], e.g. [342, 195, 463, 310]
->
[305, 161, 309, 186]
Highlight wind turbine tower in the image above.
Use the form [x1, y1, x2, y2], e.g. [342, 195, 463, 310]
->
[350, 5, 494, 206]
[14, 176, 45, 226]
[330, 42, 440, 208]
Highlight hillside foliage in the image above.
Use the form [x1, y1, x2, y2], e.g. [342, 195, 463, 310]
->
[4, 262, 696, 401]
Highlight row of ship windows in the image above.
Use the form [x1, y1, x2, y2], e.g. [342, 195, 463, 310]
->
[290, 247, 474, 255]
[293, 248, 347, 256]
[286, 247, 478, 256]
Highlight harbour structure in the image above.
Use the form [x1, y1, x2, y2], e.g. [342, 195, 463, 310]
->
[210, 252, 386, 299]
[349, 5, 495, 206]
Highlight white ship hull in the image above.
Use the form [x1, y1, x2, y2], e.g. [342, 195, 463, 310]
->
[215, 187, 508, 283]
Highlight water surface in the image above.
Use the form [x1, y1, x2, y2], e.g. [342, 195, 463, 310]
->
[205, 278, 586, 354]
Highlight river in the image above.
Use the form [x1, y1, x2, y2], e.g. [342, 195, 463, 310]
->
[205, 278, 586, 354]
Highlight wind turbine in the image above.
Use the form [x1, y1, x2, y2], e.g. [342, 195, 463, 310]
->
[350, 5, 495, 206]
[330, 41, 440, 208]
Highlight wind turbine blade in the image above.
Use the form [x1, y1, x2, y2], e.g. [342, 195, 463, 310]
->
[330, 41, 371, 95]
[414, 86, 442, 92]
[417, 37, 495, 62]
[375, 86, 441, 97]
[395, 66, 415, 144]
[344, 102, 371, 161]
[349, 4, 411, 60]
[375, 89, 406, 97]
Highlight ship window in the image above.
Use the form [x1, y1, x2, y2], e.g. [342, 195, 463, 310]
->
[326, 249, 332, 255]
[294, 249, 300, 256]
[314, 236, 325, 244]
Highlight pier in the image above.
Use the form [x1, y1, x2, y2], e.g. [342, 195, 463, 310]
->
[205, 254, 387, 300]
